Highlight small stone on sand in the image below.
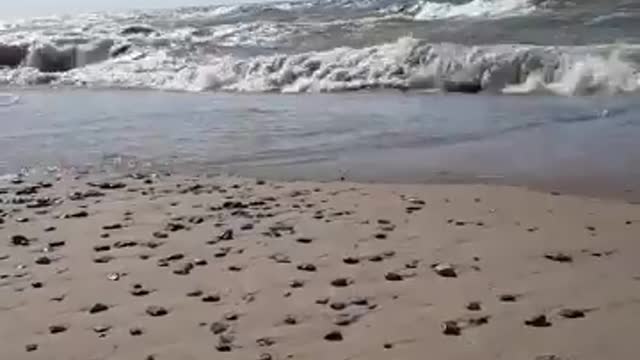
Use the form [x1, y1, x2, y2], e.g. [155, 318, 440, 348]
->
[385, 272, 403, 281]
[146, 305, 168, 317]
[525, 314, 552, 327]
[442, 321, 461, 336]
[467, 301, 482, 311]
[559, 308, 586, 319]
[433, 263, 457, 278]
[210, 321, 229, 335]
[49, 324, 68, 334]
[129, 327, 144, 336]
[89, 303, 109, 314]
[324, 330, 343, 341]
[297, 263, 317, 272]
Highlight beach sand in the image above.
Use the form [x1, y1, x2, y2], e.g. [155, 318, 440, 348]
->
[1, 173, 639, 360]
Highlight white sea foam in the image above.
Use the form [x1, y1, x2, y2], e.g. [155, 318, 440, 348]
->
[1, 37, 639, 96]
[415, 0, 535, 20]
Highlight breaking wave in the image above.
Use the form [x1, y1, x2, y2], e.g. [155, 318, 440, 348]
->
[1, 0, 639, 96]
[1, 37, 638, 96]
[414, 0, 535, 20]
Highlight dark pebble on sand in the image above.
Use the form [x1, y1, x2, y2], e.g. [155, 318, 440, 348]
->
[35, 256, 52, 265]
[152, 231, 168, 239]
[48, 240, 65, 248]
[442, 321, 461, 336]
[218, 229, 234, 241]
[210, 321, 229, 335]
[324, 330, 343, 341]
[173, 262, 194, 275]
[544, 252, 573, 263]
[283, 315, 298, 325]
[558, 308, 586, 319]
[202, 294, 221, 303]
[89, 303, 109, 314]
[64, 210, 88, 219]
[31, 281, 44, 289]
[49, 324, 68, 334]
[331, 278, 351, 287]
[525, 315, 552, 327]
[432, 263, 457, 278]
[374, 233, 387, 239]
[25, 344, 38, 352]
[129, 327, 144, 336]
[290, 279, 305, 288]
[316, 297, 330, 305]
[257, 337, 276, 347]
[102, 223, 122, 230]
[330, 302, 347, 311]
[187, 290, 203, 297]
[343, 257, 360, 265]
[94, 255, 114, 264]
[241, 223, 254, 231]
[385, 272, 403, 281]
[146, 305, 168, 317]
[11, 234, 30, 246]
[297, 263, 317, 272]
[499, 294, 519, 302]
[93, 245, 111, 252]
[467, 301, 482, 311]
[296, 237, 313, 244]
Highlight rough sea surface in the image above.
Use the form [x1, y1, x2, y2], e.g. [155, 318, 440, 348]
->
[1, 0, 640, 95]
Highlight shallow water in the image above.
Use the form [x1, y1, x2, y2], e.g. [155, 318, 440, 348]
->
[2, 89, 640, 198]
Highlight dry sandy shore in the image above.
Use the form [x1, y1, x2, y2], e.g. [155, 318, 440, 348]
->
[1, 173, 639, 360]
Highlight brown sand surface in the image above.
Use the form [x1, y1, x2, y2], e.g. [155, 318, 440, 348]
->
[1, 174, 639, 360]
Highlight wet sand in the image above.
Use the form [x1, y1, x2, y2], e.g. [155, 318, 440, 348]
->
[1, 173, 639, 360]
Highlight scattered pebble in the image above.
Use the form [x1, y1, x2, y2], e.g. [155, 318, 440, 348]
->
[49, 324, 68, 334]
[202, 294, 221, 303]
[432, 263, 457, 278]
[324, 330, 343, 341]
[525, 314, 552, 327]
[35, 256, 52, 265]
[283, 315, 298, 325]
[89, 303, 109, 314]
[129, 327, 144, 336]
[25, 344, 38, 352]
[558, 308, 586, 319]
[146, 305, 169, 317]
[343, 257, 360, 265]
[466, 301, 482, 311]
[296, 237, 313, 244]
[331, 278, 351, 287]
[297, 263, 317, 272]
[210, 321, 229, 335]
[499, 294, 519, 302]
[11, 234, 30, 246]
[218, 229, 234, 241]
[256, 337, 276, 347]
[384, 272, 403, 281]
[442, 321, 461, 336]
[544, 252, 573, 263]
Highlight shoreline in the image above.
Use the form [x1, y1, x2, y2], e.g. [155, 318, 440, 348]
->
[1, 172, 639, 360]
